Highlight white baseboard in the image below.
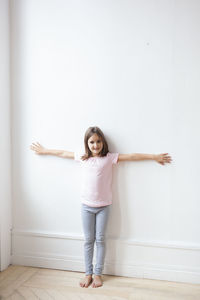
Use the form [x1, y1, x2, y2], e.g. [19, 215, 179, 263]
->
[11, 229, 200, 284]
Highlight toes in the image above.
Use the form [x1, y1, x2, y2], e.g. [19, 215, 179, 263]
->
[80, 282, 85, 288]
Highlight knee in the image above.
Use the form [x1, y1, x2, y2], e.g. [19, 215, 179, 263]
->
[96, 234, 105, 244]
[84, 236, 95, 245]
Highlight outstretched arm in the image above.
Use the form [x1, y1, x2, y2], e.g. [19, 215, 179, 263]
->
[30, 142, 74, 159]
[118, 153, 172, 165]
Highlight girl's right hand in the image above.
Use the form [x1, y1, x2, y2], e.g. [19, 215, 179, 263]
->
[30, 142, 46, 154]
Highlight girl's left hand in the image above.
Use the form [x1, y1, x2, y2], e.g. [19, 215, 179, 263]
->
[155, 153, 172, 165]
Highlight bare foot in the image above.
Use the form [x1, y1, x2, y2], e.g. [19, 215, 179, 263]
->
[79, 274, 93, 288]
[91, 275, 103, 288]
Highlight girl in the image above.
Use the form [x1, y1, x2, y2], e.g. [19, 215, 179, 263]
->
[30, 126, 172, 288]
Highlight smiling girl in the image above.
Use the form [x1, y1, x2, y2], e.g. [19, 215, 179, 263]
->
[30, 126, 172, 288]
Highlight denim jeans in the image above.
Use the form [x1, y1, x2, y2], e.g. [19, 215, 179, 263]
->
[81, 203, 110, 275]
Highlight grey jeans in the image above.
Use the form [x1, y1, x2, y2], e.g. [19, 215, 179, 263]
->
[81, 203, 110, 275]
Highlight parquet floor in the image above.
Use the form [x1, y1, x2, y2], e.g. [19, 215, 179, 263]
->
[0, 265, 199, 299]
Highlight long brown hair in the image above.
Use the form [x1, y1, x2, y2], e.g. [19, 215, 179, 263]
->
[81, 126, 109, 161]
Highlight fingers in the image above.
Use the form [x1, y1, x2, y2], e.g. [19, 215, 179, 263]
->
[162, 153, 170, 158]
[162, 153, 173, 163]
[32, 142, 41, 147]
[30, 144, 38, 150]
[30, 142, 43, 154]
[30, 142, 42, 148]
[157, 153, 173, 165]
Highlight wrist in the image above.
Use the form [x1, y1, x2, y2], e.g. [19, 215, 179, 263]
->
[152, 154, 157, 160]
[43, 149, 49, 155]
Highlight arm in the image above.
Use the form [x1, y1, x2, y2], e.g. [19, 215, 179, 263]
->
[30, 142, 74, 159]
[118, 153, 172, 165]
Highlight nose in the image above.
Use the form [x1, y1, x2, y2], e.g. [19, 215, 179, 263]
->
[94, 143, 99, 149]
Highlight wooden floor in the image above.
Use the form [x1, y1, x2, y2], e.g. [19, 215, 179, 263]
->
[0, 265, 199, 299]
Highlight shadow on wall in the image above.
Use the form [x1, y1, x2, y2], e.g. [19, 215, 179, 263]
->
[106, 160, 131, 269]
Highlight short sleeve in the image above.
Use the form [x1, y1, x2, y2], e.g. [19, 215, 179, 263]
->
[107, 152, 119, 164]
[74, 152, 84, 162]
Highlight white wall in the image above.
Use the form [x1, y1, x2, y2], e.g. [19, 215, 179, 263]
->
[0, 0, 12, 271]
[11, 0, 200, 283]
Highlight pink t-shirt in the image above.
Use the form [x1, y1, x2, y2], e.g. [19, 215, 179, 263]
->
[74, 152, 119, 207]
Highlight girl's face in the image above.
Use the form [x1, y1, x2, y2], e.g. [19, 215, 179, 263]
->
[88, 134, 103, 157]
